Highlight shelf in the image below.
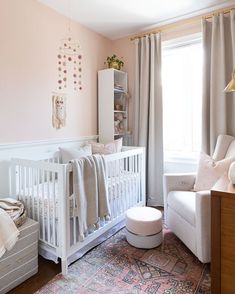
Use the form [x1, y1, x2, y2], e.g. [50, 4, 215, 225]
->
[98, 68, 130, 145]
[114, 88, 126, 94]
[114, 132, 132, 136]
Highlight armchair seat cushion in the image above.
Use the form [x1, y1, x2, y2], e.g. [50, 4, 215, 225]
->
[167, 191, 196, 226]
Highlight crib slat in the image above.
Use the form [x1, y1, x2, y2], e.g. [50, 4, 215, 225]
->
[123, 157, 127, 211]
[47, 170, 51, 243]
[118, 159, 122, 214]
[36, 168, 40, 223]
[136, 155, 138, 204]
[52, 171, 56, 246]
[126, 158, 129, 209]
[137, 154, 140, 203]
[115, 160, 119, 217]
[114, 160, 118, 218]
[32, 168, 35, 220]
[41, 169, 45, 242]
[107, 161, 113, 220]
[140, 153, 145, 203]
[22, 167, 26, 213]
[18, 166, 22, 202]
[133, 156, 136, 206]
[26, 167, 30, 217]
[73, 197, 76, 245]
[131, 156, 134, 208]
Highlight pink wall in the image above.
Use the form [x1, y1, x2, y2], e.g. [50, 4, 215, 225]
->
[0, 0, 202, 144]
[0, 0, 111, 143]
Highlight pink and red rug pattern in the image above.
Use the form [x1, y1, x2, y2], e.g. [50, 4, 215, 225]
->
[37, 227, 210, 293]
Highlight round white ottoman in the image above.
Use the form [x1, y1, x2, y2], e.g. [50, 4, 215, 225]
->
[125, 207, 163, 249]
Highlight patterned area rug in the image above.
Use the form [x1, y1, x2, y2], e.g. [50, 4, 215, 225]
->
[36, 227, 210, 293]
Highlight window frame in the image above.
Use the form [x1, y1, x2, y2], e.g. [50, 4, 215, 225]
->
[162, 32, 202, 163]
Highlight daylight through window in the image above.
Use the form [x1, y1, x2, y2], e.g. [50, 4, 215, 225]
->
[162, 36, 202, 160]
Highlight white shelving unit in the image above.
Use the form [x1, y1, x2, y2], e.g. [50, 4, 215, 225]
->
[98, 68, 132, 145]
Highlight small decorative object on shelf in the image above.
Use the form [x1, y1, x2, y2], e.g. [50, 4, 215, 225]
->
[115, 104, 122, 111]
[105, 54, 124, 70]
[114, 82, 125, 92]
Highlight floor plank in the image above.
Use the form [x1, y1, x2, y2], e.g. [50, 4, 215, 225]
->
[9, 256, 60, 294]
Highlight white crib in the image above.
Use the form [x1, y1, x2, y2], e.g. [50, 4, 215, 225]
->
[10, 146, 145, 274]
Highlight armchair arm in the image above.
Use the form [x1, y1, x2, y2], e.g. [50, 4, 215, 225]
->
[195, 191, 211, 263]
[163, 173, 196, 217]
[164, 173, 196, 193]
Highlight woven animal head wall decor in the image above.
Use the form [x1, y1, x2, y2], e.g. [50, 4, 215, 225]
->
[52, 93, 66, 129]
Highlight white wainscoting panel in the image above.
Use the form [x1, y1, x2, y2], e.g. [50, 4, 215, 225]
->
[0, 135, 98, 197]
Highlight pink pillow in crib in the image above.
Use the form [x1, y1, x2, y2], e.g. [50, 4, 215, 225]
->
[91, 138, 123, 155]
[59, 144, 92, 163]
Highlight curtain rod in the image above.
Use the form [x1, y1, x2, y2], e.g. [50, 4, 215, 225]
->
[130, 6, 235, 41]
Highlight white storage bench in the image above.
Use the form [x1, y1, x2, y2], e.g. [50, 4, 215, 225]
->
[0, 218, 39, 294]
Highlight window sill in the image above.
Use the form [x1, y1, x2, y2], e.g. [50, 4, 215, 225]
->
[164, 153, 199, 165]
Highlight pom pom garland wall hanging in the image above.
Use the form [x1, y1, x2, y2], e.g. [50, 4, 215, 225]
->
[57, 35, 82, 92]
[56, 0, 83, 92]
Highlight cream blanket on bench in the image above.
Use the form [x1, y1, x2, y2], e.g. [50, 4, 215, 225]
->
[71, 154, 110, 241]
[0, 208, 19, 258]
[0, 198, 26, 227]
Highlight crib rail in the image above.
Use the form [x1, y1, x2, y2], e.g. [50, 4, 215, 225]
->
[106, 147, 145, 220]
[11, 159, 69, 250]
[67, 147, 145, 248]
[11, 146, 145, 274]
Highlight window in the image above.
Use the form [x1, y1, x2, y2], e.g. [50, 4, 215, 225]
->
[162, 34, 202, 160]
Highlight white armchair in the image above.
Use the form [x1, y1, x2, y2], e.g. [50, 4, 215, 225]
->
[163, 134, 235, 263]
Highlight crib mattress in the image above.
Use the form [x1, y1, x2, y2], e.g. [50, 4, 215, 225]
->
[0, 218, 39, 294]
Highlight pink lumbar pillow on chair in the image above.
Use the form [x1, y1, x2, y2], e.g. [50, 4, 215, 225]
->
[194, 152, 235, 191]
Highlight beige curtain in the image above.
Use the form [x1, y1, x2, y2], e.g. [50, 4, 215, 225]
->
[202, 11, 235, 155]
[133, 34, 163, 206]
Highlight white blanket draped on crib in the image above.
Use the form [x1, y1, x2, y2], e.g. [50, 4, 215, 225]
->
[71, 154, 111, 241]
[0, 208, 19, 258]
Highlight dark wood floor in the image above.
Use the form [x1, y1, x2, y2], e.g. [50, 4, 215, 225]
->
[9, 256, 61, 294]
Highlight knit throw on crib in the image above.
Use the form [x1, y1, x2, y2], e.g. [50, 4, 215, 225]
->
[71, 155, 110, 241]
[36, 225, 210, 293]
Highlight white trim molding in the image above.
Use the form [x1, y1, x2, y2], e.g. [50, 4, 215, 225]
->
[0, 135, 98, 151]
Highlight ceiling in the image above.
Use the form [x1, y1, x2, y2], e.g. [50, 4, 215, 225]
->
[38, 0, 234, 40]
